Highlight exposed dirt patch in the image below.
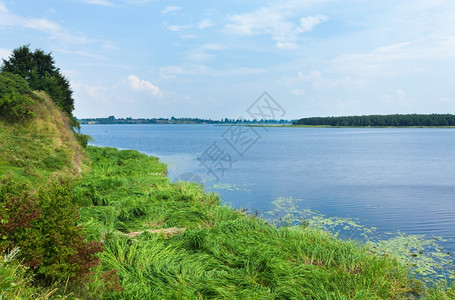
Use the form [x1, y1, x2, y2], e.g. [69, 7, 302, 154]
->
[124, 227, 186, 238]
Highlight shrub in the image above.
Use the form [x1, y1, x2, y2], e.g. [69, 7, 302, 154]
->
[31, 177, 103, 282]
[0, 72, 35, 121]
[0, 177, 40, 253]
[0, 72, 31, 96]
[0, 176, 103, 283]
[74, 132, 93, 148]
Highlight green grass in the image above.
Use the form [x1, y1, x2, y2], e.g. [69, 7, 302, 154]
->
[72, 146, 455, 299]
[0, 91, 86, 187]
[1, 96, 454, 299]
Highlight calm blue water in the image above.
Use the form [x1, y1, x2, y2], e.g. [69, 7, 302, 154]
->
[81, 124, 455, 253]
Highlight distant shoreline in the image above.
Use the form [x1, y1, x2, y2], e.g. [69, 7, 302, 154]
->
[78, 114, 455, 127]
[293, 114, 455, 127]
[80, 123, 455, 128]
[76, 116, 291, 125]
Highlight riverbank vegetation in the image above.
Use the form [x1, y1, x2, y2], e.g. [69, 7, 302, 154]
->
[2, 124, 455, 298]
[1, 46, 454, 298]
[293, 114, 455, 127]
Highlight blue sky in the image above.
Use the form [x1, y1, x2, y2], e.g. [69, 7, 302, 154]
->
[1, 0, 454, 119]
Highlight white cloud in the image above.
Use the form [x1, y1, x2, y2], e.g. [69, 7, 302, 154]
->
[0, 5, 120, 51]
[225, 6, 328, 49]
[47, 7, 57, 15]
[437, 35, 455, 57]
[159, 65, 212, 77]
[226, 6, 284, 36]
[291, 89, 305, 96]
[22, 18, 62, 32]
[227, 67, 266, 76]
[330, 37, 455, 78]
[199, 44, 225, 51]
[0, 8, 91, 45]
[125, 0, 156, 4]
[380, 89, 415, 108]
[197, 19, 215, 30]
[185, 44, 225, 62]
[299, 15, 329, 32]
[439, 97, 453, 103]
[181, 35, 198, 40]
[168, 25, 191, 31]
[0, 1, 8, 12]
[101, 40, 120, 50]
[161, 6, 182, 14]
[298, 70, 323, 81]
[127, 75, 162, 97]
[54, 48, 108, 60]
[79, 0, 115, 6]
[0, 48, 10, 60]
[276, 42, 298, 50]
[72, 82, 109, 103]
[291, 70, 366, 94]
[158, 64, 265, 78]
[163, 22, 193, 31]
[373, 42, 411, 54]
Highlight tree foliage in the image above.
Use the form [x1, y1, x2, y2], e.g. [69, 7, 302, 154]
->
[293, 114, 455, 127]
[1, 45, 74, 116]
[0, 72, 35, 121]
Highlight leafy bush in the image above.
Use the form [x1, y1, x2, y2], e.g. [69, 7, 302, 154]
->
[0, 176, 103, 283]
[0, 72, 35, 121]
[74, 132, 93, 148]
[0, 177, 40, 253]
[0, 72, 31, 96]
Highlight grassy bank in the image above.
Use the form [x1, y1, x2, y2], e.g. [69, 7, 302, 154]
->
[73, 147, 452, 299]
[0, 91, 86, 186]
[1, 97, 454, 299]
[75, 147, 414, 299]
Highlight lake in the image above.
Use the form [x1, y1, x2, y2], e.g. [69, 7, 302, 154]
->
[81, 124, 455, 255]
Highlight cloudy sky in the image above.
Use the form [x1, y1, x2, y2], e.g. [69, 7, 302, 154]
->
[1, 0, 454, 119]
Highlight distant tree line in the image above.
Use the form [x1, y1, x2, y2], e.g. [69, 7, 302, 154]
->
[293, 114, 455, 127]
[78, 116, 291, 125]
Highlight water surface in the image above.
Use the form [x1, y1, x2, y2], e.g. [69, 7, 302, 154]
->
[82, 124, 455, 252]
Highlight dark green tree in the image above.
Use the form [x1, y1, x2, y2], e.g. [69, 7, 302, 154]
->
[1, 45, 74, 116]
[293, 114, 455, 127]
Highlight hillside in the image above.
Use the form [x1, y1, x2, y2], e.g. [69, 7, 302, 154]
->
[0, 91, 86, 184]
[0, 90, 104, 298]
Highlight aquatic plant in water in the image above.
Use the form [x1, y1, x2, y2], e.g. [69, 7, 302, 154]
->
[264, 196, 454, 281]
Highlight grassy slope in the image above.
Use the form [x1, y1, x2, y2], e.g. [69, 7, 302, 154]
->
[1, 97, 454, 299]
[0, 92, 90, 299]
[0, 91, 86, 185]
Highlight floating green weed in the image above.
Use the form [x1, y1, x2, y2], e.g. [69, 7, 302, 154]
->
[265, 196, 455, 282]
[212, 183, 253, 192]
